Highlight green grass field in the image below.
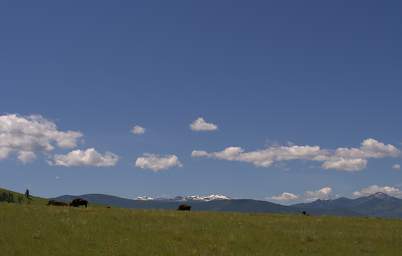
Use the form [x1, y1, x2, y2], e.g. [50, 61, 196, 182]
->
[1, 203, 402, 255]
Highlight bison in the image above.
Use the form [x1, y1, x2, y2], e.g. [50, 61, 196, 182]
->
[177, 204, 191, 211]
[70, 198, 88, 208]
[47, 200, 68, 207]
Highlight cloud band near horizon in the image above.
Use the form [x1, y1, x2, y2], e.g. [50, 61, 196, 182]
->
[192, 138, 400, 171]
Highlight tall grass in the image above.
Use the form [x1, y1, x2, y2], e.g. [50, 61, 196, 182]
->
[1, 203, 402, 255]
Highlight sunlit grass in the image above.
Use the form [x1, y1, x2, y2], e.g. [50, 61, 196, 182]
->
[1, 203, 402, 255]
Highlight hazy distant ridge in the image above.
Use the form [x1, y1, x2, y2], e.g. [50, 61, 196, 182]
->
[53, 192, 402, 218]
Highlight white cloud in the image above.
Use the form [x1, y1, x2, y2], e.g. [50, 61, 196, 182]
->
[192, 138, 400, 171]
[320, 138, 399, 171]
[392, 164, 401, 170]
[321, 158, 367, 171]
[135, 154, 182, 172]
[191, 150, 209, 158]
[52, 148, 119, 167]
[0, 147, 10, 160]
[17, 151, 37, 163]
[131, 125, 146, 135]
[0, 114, 82, 163]
[353, 185, 402, 198]
[271, 192, 299, 201]
[304, 187, 333, 201]
[190, 117, 218, 132]
[192, 145, 324, 168]
[360, 138, 400, 158]
[334, 138, 399, 159]
[269, 187, 332, 203]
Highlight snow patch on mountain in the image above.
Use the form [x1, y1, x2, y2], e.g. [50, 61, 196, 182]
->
[136, 196, 154, 201]
[183, 194, 231, 201]
[136, 194, 230, 202]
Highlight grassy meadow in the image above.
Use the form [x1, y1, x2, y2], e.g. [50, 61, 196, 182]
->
[1, 203, 402, 255]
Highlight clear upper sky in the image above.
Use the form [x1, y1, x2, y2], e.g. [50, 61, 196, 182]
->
[1, 1, 402, 202]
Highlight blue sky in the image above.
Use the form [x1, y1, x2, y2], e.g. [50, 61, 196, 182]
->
[1, 1, 402, 202]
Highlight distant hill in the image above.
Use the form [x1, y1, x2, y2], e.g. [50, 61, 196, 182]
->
[293, 192, 402, 218]
[54, 194, 297, 214]
[53, 192, 402, 218]
[3, 186, 402, 218]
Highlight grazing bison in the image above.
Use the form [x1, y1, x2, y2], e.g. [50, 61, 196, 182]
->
[177, 204, 191, 211]
[302, 211, 310, 216]
[47, 200, 68, 207]
[69, 198, 88, 208]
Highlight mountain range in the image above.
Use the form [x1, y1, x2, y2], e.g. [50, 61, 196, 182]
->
[53, 192, 402, 218]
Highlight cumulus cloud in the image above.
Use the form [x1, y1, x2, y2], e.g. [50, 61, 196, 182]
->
[17, 151, 37, 164]
[191, 150, 209, 158]
[192, 138, 400, 171]
[360, 139, 400, 158]
[52, 148, 119, 167]
[192, 145, 324, 168]
[190, 117, 218, 132]
[353, 185, 402, 198]
[304, 187, 333, 201]
[271, 192, 299, 201]
[321, 158, 367, 171]
[131, 125, 146, 135]
[333, 139, 399, 159]
[270, 187, 333, 203]
[320, 138, 399, 171]
[135, 154, 182, 172]
[0, 114, 82, 163]
[392, 164, 401, 170]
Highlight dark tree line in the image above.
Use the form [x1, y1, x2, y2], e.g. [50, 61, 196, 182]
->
[0, 192, 15, 203]
[0, 189, 31, 204]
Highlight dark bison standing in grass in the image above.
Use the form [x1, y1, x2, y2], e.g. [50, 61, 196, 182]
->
[177, 204, 191, 211]
[70, 198, 88, 208]
[47, 200, 68, 207]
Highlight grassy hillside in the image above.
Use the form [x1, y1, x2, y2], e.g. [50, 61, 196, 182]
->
[1, 204, 402, 255]
[0, 187, 47, 205]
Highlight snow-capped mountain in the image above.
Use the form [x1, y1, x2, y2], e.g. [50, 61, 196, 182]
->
[136, 194, 231, 202]
[53, 192, 402, 218]
[181, 194, 231, 202]
[369, 192, 391, 200]
[136, 196, 154, 201]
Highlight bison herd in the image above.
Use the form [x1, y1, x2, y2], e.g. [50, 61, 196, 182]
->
[47, 198, 88, 208]
[177, 204, 191, 211]
[48, 199, 192, 211]
[47, 200, 308, 216]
